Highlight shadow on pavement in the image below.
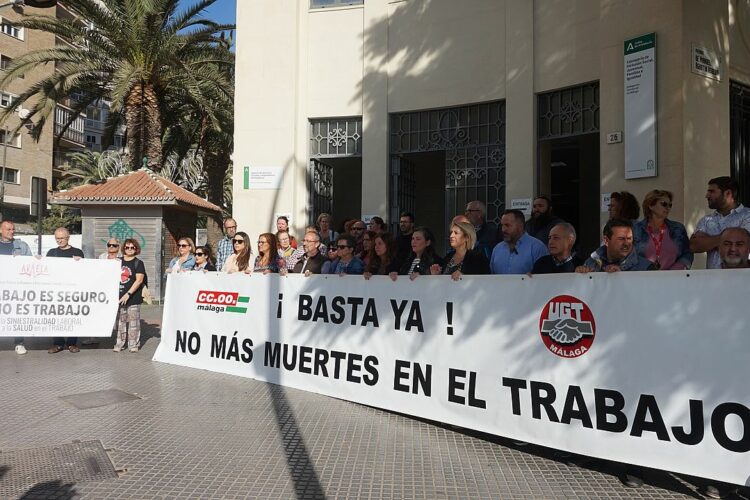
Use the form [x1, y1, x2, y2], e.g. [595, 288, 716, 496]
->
[0, 465, 7, 480]
[267, 384, 326, 500]
[18, 480, 76, 500]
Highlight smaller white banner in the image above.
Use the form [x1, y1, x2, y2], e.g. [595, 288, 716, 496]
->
[247, 166, 283, 190]
[692, 44, 721, 81]
[511, 198, 532, 216]
[0, 256, 120, 337]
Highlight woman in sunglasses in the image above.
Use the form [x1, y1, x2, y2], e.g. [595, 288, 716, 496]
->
[166, 237, 196, 274]
[115, 238, 147, 352]
[98, 238, 121, 260]
[222, 231, 252, 273]
[633, 189, 693, 270]
[192, 245, 216, 272]
[254, 233, 287, 274]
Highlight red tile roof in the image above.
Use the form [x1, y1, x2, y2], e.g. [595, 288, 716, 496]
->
[51, 168, 222, 214]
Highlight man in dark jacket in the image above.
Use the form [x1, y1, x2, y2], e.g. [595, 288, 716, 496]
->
[526, 196, 563, 245]
[465, 200, 498, 259]
[531, 222, 583, 274]
[576, 219, 654, 273]
[292, 231, 326, 275]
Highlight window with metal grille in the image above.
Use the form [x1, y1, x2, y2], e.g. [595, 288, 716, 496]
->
[1, 166, 19, 184]
[538, 82, 599, 140]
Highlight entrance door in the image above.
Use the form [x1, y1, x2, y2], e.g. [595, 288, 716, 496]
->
[731, 81, 750, 203]
[308, 158, 334, 223]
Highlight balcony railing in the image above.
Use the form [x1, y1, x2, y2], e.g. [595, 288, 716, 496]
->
[54, 103, 85, 146]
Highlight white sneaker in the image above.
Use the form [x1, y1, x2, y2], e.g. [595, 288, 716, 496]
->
[15, 344, 27, 355]
[113, 344, 124, 352]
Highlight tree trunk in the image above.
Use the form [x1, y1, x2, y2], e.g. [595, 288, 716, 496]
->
[204, 148, 230, 249]
[125, 81, 163, 171]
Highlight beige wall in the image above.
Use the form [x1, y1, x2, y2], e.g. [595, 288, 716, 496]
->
[235, 0, 750, 267]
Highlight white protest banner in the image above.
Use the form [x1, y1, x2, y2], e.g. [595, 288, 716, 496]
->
[154, 271, 750, 486]
[0, 255, 120, 337]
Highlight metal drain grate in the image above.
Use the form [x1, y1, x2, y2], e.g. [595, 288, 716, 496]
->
[0, 440, 118, 498]
[59, 389, 141, 409]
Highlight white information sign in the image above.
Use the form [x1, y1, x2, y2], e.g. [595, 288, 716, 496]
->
[155, 271, 750, 486]
[692, 44, 721, 81]
[0, 256, 120, 337]
[624, 33, 657, 179]
[246, 166, 283, 190]
[510, 198, 532, 216]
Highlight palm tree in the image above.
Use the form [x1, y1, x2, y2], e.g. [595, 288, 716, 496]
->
[0, 0, 234, 171]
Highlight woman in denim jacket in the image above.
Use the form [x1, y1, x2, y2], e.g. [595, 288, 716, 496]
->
[633, 190, 693, 270]
[166, 237, 196, 274]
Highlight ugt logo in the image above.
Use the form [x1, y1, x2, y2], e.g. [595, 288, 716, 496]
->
[539, 295, 595, 358]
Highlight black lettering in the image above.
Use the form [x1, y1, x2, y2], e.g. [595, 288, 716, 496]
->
[312, 297, 329, 323]
[298, 295, 312, 320]
[346, 353, 362, 383]
[502, 377, 528, 416]
[405, 302, 424, 332]
[299, 346, 313, 374]
[330, 350, 346, 379]
[187, 332, 200, 355]
[711, 402, 750, 453]
[175, 330, 188, 353]
[390, 299, 407, 330]
[313, 348, 329, 377]
[226, 335, 240, 361]
[347, 297, 364, 325]
[363, 355, 379, 386]
[361, 298, 378, 327]
[265, 341, 281, 368]
[330, 296, 346, 324]
[671, 399, 704, 445]
[211, 334, 227, 359]
[282, 344, 298, 370]
[630, 395, 670, 441]
[530, 381, 558, 422]
[241, 339, 253, 363]
[467, 371, 486, 409]
[448, 369, 466, 405]
[595, 389, 628, 433]
[414, 363, 432, 397]
[560, 385, 593, 428]
[393, 360, 410, 393]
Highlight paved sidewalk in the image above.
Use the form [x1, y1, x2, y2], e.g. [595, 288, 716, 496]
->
[0, 306, 747, 499]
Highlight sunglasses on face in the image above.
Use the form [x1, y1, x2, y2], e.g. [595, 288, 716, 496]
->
[178, 243, 190, 248]
[124, 246, 136, 250]
[337, 245, 350, 249]
[195, 252, 205, 257]
[659, 201, 673, 208]
[107, 243, 119, 248]
[233, 240, 245, 244]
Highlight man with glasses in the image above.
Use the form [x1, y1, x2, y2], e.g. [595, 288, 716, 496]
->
[324, 234, 365, 275]
[465, 200, 498, 259]
[349, 220, 367, 257]
[1, 220, 32, 355]
[98, 238, 121, 260]
[46, 227, 84, 353]
[216, 217, 237, 271]
[292, 231, 326, 275]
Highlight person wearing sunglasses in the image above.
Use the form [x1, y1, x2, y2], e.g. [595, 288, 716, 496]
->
[98, 238, 121, 260]
[222, 231, 252, 273]
[633, 190, 692, 270]
[166, 237, 196, 274]
[192, 245, 216, 272]
[115, 238, 147, 353]
[254, 233, 287, 274]
[324, 234, 365, 275]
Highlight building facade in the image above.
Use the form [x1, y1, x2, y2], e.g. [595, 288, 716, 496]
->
[234, 0, 750, 264]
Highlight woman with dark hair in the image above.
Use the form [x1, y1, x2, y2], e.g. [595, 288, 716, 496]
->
[633, 189, 692, 270]
[222, 231, 252, 273]
[609, 191, 640, 221]
[115, 238, 147, 352]
[367, 216, 387, 234]
[391, 226, 443, 280]
[192, 245, 216, 271]
[254, 232, 287, 274]
[361, 230, 376, 264]
[363, 232, 399, 279]
[430, 221, 490, 279]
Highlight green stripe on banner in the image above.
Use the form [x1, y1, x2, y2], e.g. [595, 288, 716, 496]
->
[226, 306, 247, 314]
[237, 296, 249, 303]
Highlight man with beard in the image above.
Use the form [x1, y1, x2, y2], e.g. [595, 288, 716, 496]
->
[396, 212, 415, 262]
[576, 219, 654, 273]
[490, 209, 547, 274]
[525, 196, 563, 245]
[719, 227, 750, 268]
[690, 176, 750, 269]
[465, 200, 498, 259]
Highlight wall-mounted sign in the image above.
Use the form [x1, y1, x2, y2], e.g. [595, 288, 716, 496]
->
[243, 166, 283, 190]
[624, 33, 657, 179]
[510, 198, 532, 217]
[606, 132, 623, 144]
[691, 44, 721, 81]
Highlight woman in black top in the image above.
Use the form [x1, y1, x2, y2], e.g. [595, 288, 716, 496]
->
[392, 226, 443, 280]
[115, 238, 147, 353]
[363, 232, 399, 279]
[430, 221, 490, 279]
[193, 245, 216, 271]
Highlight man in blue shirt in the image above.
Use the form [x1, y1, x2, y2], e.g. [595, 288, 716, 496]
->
[490, 209, 548, 274]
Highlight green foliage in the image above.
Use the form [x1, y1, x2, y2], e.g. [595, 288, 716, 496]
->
[42, 205, 81, 233]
